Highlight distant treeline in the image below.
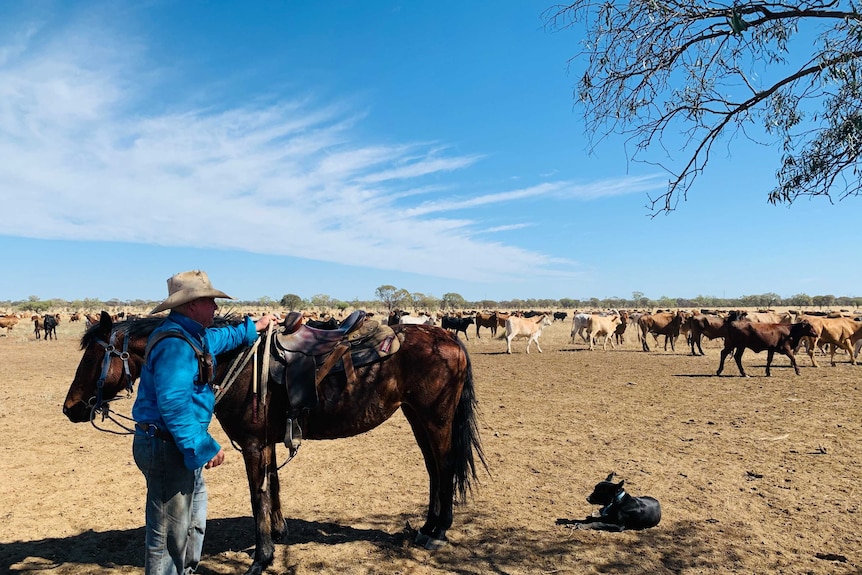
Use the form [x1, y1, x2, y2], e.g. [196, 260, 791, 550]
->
[2, 290, 860, 314]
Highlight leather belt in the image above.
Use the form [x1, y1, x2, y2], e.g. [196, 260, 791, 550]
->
[136, 422, 175, 443]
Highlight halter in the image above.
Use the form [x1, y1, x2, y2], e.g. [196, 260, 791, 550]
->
[89, 328, 137, 434]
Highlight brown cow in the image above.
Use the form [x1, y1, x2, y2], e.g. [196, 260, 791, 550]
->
[474, 311, 498, 338]
[687, 313, 728, 356]
[638, 311, 685, 352]
[495, 312, 511, 334]
[613, 310, 629, 345]
[717, 317, 818, 377]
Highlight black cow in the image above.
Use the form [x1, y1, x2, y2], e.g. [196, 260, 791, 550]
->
[553, 311, 568, 322]
[717, 317, 818, 377]
[442, 315, 475, 340]
[43, 314, 58, 341]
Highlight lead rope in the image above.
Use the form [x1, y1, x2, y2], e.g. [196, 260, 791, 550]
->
[215, 337, 261, 405]
[259, 322, 278, 489]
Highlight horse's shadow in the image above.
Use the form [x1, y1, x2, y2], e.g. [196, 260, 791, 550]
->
[0, 516, 396, 573]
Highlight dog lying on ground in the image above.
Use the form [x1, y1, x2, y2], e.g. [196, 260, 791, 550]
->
[567, 472, 661, 531]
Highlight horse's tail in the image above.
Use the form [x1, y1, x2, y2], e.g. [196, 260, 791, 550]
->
[451, 339, 489, 503]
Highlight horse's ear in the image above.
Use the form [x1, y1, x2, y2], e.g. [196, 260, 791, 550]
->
[99, 310, 113, 331]
[605, 472, 615, 482]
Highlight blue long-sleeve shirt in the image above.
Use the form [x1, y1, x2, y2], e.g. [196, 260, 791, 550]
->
[132, 311, 258, 469]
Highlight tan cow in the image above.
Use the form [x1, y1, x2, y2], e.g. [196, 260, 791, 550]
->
[0, 315, 19, 335]
[505, 314, 552, 354]
[587, 314, 622, 351]
[746, 311, 793, 324]
[795, 314, 862, 366]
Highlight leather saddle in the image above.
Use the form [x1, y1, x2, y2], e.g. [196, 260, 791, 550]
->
[269, 310, 401, 413]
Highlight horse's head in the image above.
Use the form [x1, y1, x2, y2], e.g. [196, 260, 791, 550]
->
[63, 311, 150, 422]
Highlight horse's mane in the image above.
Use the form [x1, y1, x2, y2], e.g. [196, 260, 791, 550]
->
[79, 314, 241, 350]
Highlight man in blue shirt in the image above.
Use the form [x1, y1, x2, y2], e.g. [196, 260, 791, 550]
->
[132, 270, 278, 575]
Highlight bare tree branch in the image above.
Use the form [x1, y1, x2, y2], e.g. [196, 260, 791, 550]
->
[545, 0, 862, 214]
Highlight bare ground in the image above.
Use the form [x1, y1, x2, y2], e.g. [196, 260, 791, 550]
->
[1, 316, 861, 574]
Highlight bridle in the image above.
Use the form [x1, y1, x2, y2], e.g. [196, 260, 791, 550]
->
[88, 327, 137, 435]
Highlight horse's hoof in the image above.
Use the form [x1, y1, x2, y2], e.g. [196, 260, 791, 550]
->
[415, 531, 448, 550]
[414, 531, 429, 547]
[423, 536, 449, 550]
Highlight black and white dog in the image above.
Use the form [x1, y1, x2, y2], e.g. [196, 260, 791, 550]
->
[571, 473, 661, 531]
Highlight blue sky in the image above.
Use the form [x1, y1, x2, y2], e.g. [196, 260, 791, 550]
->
[1, 1, 859, 304]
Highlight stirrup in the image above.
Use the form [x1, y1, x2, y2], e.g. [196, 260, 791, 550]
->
[284, 418, 302, 456]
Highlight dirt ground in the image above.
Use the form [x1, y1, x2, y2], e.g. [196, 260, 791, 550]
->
[1, 314, 861, 574]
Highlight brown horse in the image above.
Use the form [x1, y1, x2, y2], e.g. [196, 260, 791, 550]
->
[63, 311, 486, 575]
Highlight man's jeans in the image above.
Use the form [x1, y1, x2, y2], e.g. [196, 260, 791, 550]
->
[133, 434, 207, 575]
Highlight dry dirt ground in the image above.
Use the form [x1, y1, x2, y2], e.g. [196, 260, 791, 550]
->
[1, 315, 861, 575]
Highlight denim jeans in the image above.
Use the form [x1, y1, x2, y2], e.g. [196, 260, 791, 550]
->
[133, 434, 207, 575]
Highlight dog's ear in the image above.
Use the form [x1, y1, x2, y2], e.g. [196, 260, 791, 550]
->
[605, 472, 615, 482]
[617, 480, 625, 488]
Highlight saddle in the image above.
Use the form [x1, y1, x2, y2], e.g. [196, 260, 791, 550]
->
[269, 310, 401, 415]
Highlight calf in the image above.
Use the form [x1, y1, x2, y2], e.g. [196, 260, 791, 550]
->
[613, 311, 630, 345]
[506, 314, 552, 354]
[717, 319, 818, 377]
[570, 473, 661, 532]
[442, 315, 474, 340]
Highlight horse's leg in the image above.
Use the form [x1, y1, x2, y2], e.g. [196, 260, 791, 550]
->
[401, 405, 452, 549]
[401, 405, 454, 549]
[240, 444, 275, 575]
[267, 443, 286, 541]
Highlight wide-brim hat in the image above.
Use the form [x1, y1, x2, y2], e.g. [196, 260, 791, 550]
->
[150, 270, 233, 314]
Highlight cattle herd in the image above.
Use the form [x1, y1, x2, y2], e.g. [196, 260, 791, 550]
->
[385, 307, 862, 376]
[3, 307, 861, 375]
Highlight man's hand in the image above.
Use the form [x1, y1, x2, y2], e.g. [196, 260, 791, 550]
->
[205, 448, 225, 469]
[254, 314, 280, 333]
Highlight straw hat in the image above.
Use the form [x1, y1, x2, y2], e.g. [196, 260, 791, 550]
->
[150, 270, 233, 314]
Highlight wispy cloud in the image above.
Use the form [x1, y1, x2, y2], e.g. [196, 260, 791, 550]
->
[0, 10, 663, 286]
